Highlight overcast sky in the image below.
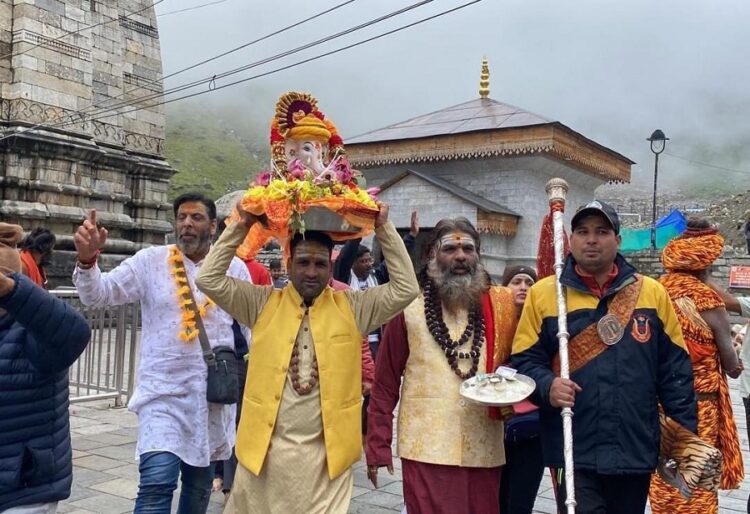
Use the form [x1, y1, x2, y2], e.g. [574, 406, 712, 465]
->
[153, 0, 750, 188]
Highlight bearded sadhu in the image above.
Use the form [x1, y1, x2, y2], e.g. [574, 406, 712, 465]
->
[365, 217, 518, 514]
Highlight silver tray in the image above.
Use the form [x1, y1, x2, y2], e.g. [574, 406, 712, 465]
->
[459, 372, 536, 407]
[301, 206, 360, 233]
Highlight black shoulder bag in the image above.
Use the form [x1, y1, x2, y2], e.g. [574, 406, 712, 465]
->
[184, 285, 239, 405]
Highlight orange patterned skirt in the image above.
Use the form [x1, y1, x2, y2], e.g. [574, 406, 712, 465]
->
[649, 361, 743, 513]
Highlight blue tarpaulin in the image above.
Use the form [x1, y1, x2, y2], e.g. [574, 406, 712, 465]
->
[620, 209, 687, 253]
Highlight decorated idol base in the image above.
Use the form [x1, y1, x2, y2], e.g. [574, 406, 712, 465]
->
[460, 368, 535, 407]
[301, 206, 360, 234]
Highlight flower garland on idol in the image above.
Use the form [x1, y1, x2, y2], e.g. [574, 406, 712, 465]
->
[169, 246, 214, 342]
[230, 91, 380, 260]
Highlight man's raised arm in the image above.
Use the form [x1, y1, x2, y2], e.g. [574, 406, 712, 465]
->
[196, 215, 271, 329]
[346, 203, 420, 335]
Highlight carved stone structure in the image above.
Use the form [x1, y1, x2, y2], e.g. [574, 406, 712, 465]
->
[347, 59, 634, 276]
[0, 0, 173, 284]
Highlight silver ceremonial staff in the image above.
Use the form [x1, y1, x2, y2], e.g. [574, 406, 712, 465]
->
[545, 178, 576, 513]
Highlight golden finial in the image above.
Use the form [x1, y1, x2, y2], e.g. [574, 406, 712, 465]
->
[479, 57, 490, 98]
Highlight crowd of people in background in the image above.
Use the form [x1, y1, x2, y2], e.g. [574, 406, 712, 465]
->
[5, 194, 750, 514]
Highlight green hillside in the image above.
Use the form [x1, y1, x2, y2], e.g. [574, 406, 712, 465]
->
[164, 101, 269, 200]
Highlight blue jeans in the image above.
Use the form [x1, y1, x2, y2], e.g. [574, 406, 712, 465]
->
[133, 451, 212, 514]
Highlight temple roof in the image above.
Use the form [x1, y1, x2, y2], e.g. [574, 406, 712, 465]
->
[346, 97, 634, 182]
[348, 97, 553, 144]
[346, 56, 632, 182]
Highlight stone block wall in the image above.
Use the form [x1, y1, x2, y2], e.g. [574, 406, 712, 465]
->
[361, 154, 604, 273]
[1, 0, 166, 154]
[0, 0, 174, 285]
[626, 253, 750, 292]
[378, 173, 478, 228]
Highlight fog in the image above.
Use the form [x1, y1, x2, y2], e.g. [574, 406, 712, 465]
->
[154, 0, 750, 190]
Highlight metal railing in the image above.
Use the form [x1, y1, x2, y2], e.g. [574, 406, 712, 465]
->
[51, 289, 140, 406]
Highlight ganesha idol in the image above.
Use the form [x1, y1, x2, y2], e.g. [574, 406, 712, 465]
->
[232, 91, 379, 260]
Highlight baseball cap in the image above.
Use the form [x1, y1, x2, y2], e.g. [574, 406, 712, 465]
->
[571, 200, 620, 235]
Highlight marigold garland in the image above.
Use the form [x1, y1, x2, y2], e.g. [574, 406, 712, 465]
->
[168, 246, 214, 342]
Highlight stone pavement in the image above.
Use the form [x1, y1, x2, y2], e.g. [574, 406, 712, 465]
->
[61, 380, 750, 514]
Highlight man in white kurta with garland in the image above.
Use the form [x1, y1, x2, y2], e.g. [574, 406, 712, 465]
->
[73, 193, 250, 514]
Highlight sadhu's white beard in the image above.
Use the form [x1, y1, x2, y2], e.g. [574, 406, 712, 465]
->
[427, 259, 488, 314]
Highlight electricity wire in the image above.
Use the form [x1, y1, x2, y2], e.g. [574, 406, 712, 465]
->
[61, 0, 483, 128]
[158, 0, 229, 17]
[76, 0, 437, 120]
[665, 152, 750, 176]
[0, 0, 482, 141]
[0, 0, 360, 140]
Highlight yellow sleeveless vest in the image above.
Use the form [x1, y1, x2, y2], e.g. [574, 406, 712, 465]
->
[236, 285, 362, 479]
[397, 294, 505, 467]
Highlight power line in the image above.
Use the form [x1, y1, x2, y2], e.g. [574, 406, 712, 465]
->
[155, 0, 358, 85]
[54, 0, 484, 130]
[0, 0, 360, 142]
[0, 0, 166, 61]
[1, 0, 482, 141]
[78, 0, 357, 120]
[75, 0, 436, 121]
[158, 0, 229, 17]
[14, 0, 360, 120]
[81, 0, 358, 118]
[665, 152, 750, 175]
[4, 0, 437, 136]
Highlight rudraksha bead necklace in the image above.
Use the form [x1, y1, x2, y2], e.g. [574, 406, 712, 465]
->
[289, 341, 319, 395]
[423, 279, 485, 379]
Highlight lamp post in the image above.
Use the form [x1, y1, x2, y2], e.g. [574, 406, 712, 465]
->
[647, 129, 669, 252]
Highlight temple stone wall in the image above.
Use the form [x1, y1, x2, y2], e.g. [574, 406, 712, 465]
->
[0, 0, 174, 285]
[627, 254, 750, 289]
[362, 155, 602, 275]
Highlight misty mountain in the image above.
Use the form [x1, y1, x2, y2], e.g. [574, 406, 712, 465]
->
[164, 99, 270, 199]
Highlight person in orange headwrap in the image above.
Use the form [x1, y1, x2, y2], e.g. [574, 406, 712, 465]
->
[649, 217, 744, 514]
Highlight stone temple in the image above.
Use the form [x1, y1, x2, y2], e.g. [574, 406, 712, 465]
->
[0, 0, 172, 284]
[346, 59, 634, 277]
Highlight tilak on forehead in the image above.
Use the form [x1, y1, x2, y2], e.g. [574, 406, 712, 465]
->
[437, 231, 477, 249]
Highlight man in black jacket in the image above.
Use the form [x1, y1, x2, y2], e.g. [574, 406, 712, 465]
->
[511, 202, 696, 514]
[0, 223, 91, 513]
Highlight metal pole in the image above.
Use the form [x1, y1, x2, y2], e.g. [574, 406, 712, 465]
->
[651, 152, 660, 252]
[545, 178, 576, 513]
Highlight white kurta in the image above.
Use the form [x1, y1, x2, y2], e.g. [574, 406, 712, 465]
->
[73, 245, 251, 467]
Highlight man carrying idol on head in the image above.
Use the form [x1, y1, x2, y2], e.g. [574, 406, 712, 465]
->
[196, 91, 419, 513]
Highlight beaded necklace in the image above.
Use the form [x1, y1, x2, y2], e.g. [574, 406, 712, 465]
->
[289, 310, 319, 395]
[423, 279, 485, 379]
[168, 246, 215, 342]
[289, 344, 319, 395]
